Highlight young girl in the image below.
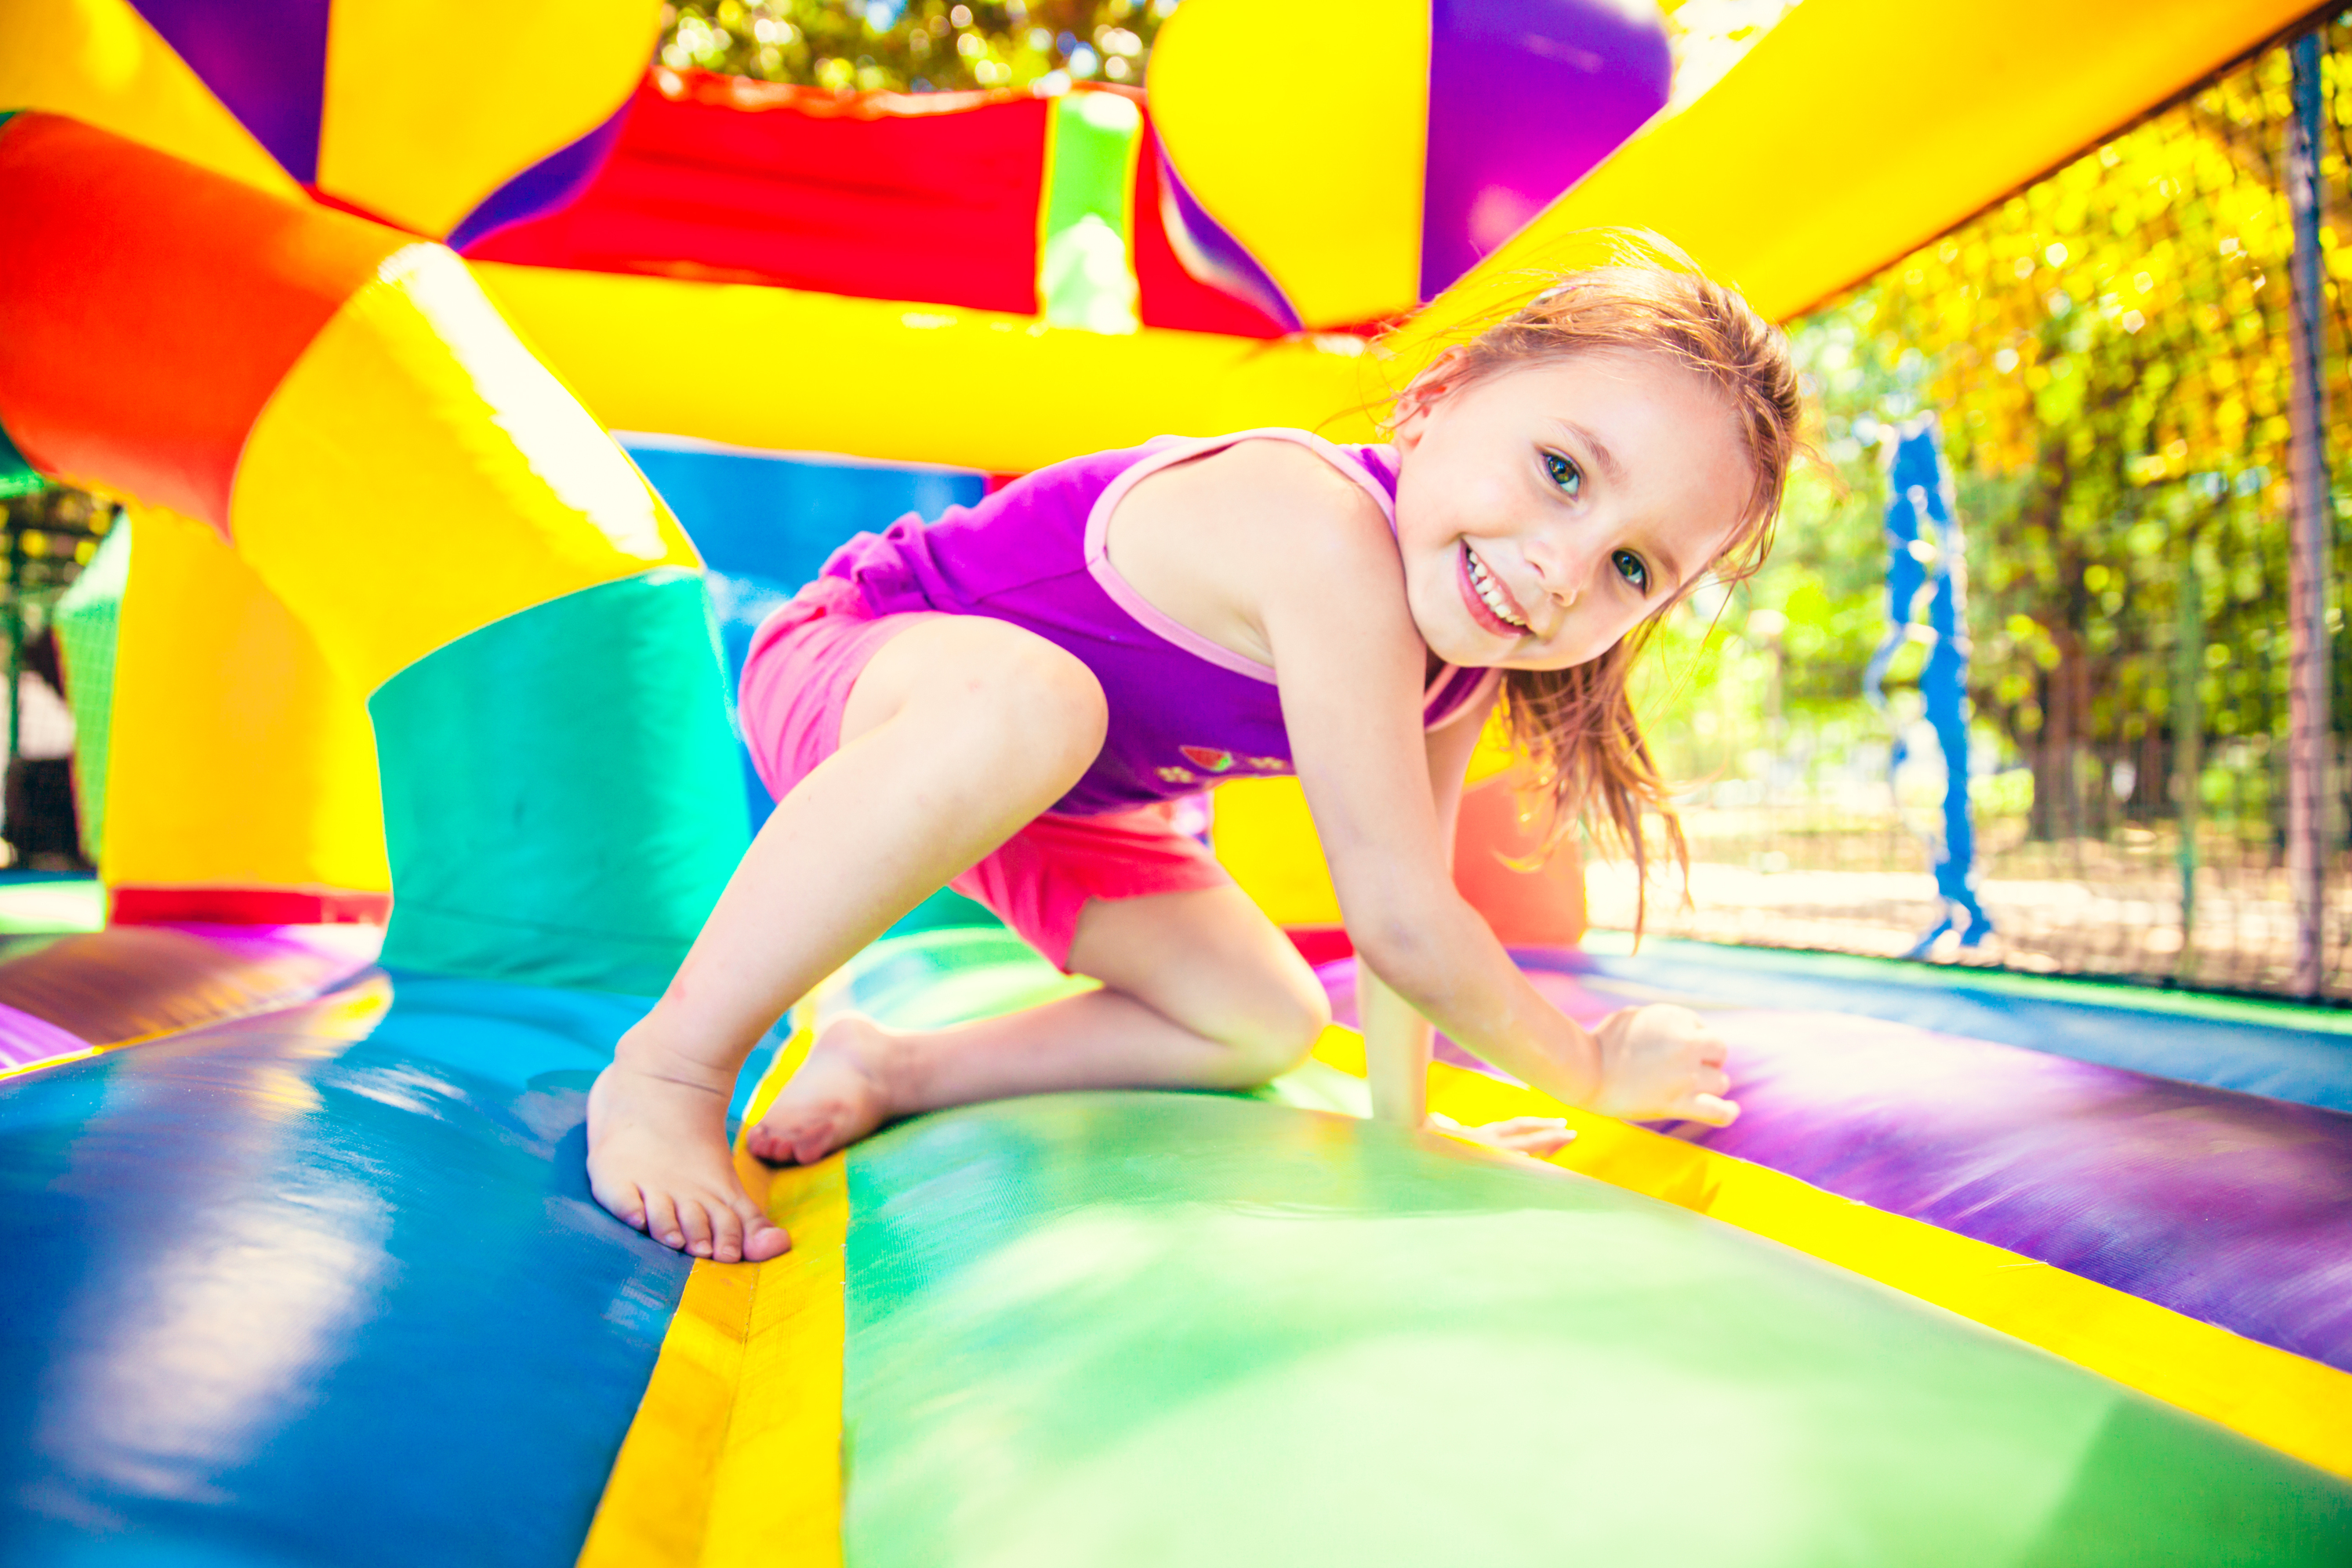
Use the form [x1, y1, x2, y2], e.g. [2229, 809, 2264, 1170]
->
[588, 252, 1802, 1265]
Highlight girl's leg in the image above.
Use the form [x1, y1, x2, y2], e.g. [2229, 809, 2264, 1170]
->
[586, 615, 1112, 1263]
[746, 880, 1332, 1165]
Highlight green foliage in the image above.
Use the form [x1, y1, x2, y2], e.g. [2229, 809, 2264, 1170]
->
[659, 0, 1171, 94]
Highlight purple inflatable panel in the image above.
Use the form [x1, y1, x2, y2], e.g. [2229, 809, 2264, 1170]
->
[0, 923, 379, 1076]
[1421, 0, 1673, 299]
[1317, 955, 2352, 1371]
[449, 94, 636, 252]
[0, 1002, 85, 1072]
[129, 0, 330, 182]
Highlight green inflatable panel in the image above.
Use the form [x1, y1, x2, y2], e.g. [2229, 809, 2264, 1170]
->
[53, 517, 128, 862]
[372, 569, 749, 996]
[0, 420, 39, 501]
[838, 1087, 2352, 1567]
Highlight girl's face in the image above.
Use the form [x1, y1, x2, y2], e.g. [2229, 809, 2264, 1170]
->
[1389, 348, 1755, 671]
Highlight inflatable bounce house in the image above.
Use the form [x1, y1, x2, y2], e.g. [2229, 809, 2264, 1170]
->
[1, 1, 2348, 1563]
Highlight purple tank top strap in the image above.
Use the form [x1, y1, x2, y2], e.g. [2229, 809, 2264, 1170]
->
[1080, 429, 1399, 687]
[1425, 664, 1502, 730]
[1081, 430, 1487, 729]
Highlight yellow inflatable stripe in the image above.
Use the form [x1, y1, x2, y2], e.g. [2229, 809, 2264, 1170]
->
[579, 1029, 848, 1568]
[234, 245, 701, 692]
[472, 260, 1386, 477]
[319, 0, 663, 237]
[1309, 1025, 2352, 1480]
[0, 0, 299, 197]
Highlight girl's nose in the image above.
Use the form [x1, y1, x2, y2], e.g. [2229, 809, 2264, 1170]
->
[1523, 532, 1588, 607]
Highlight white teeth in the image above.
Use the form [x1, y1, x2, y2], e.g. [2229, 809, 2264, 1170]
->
[1466, 548, 1527, 630]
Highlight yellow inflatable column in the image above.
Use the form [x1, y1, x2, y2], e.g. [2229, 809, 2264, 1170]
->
[223, 241, 746, 993]
[103, 503, 390, 922]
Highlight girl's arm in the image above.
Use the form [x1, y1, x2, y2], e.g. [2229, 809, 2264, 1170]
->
[1360, 691, 1482, 1126]
[1361, 695, 1578, 1156]
[1248, 466, 1734, 1127]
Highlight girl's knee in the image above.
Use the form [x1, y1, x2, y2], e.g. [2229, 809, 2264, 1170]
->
[1221, 971, 1332, 1084]
[863, 619, 1107, 786]
[935, 624, 1109, 773]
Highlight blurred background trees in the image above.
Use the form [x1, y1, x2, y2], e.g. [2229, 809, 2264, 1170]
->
[656, 0, 1173, 95]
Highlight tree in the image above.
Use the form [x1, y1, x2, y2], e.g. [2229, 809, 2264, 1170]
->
[659, 0, 1172, 95]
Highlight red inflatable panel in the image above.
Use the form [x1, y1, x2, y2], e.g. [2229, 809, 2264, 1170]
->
[111, 885, 392, 927]
[0, 115, 405, 533]
[465, 71, 1049, 316]
[1283, 779, 1587, 964]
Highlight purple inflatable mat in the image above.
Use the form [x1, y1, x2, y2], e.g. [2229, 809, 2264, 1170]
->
[1318, 955, 2352, 1371]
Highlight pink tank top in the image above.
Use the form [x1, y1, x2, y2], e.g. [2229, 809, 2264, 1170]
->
[819, 428, 1500, 817]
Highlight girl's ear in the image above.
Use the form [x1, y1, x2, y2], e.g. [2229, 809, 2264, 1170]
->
[1392, 347, 1468, 448]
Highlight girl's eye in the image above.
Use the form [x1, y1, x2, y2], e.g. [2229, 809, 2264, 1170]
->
[1543, 451, 1583, 498]
[1612, 548, 1651, 593]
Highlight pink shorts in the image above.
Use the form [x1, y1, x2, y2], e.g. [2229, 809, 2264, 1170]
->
[739, 576, 1232, 971]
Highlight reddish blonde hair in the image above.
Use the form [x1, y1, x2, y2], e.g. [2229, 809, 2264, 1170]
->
[1387, 238, 1802, 931]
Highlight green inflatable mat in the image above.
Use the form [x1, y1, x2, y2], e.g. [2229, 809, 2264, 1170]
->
[839, 1092, 2350, 1566]
[807, 927, 2352, 1564]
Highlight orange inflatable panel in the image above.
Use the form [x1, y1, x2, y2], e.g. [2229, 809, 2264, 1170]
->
[0, 114, 402, 532]
[1452, 775, 1586, 949]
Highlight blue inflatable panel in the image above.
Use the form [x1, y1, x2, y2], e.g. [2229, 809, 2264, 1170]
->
[622, 434, 987, 587]
[625, 436, 989, 831]
[1570, 936, 2352, 1111]
[0, 973, 700, 1567]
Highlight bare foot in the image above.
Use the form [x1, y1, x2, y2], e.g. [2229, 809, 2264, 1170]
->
[587, 1062, 792, 1263]
[745, 1015, 896, 1166]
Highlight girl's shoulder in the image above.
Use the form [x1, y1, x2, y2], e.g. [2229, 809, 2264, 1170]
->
[1118, 429, 1399, 542]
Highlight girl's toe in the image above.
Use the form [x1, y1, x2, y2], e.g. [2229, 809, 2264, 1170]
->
[706, 1199, 746, 1264]
[642, 1189, 684, 1250]
[743, 1218, 793, 1261]
[677, 1199, 715, 1258]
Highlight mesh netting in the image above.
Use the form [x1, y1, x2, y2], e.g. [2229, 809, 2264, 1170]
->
[1597, 9, 2352, 1000]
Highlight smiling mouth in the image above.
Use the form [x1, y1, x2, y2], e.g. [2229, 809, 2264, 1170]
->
[1458, 543, 1530, 635]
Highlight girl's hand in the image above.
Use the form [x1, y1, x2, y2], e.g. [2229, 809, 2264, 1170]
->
[1430, 1112, 1576, 1158]
[1588, 1004, 1738, 1126]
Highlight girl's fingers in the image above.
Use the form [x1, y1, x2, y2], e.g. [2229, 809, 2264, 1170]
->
[1682, 1092, 1740, 1127]
[1479, 1116, 1574, 1156]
